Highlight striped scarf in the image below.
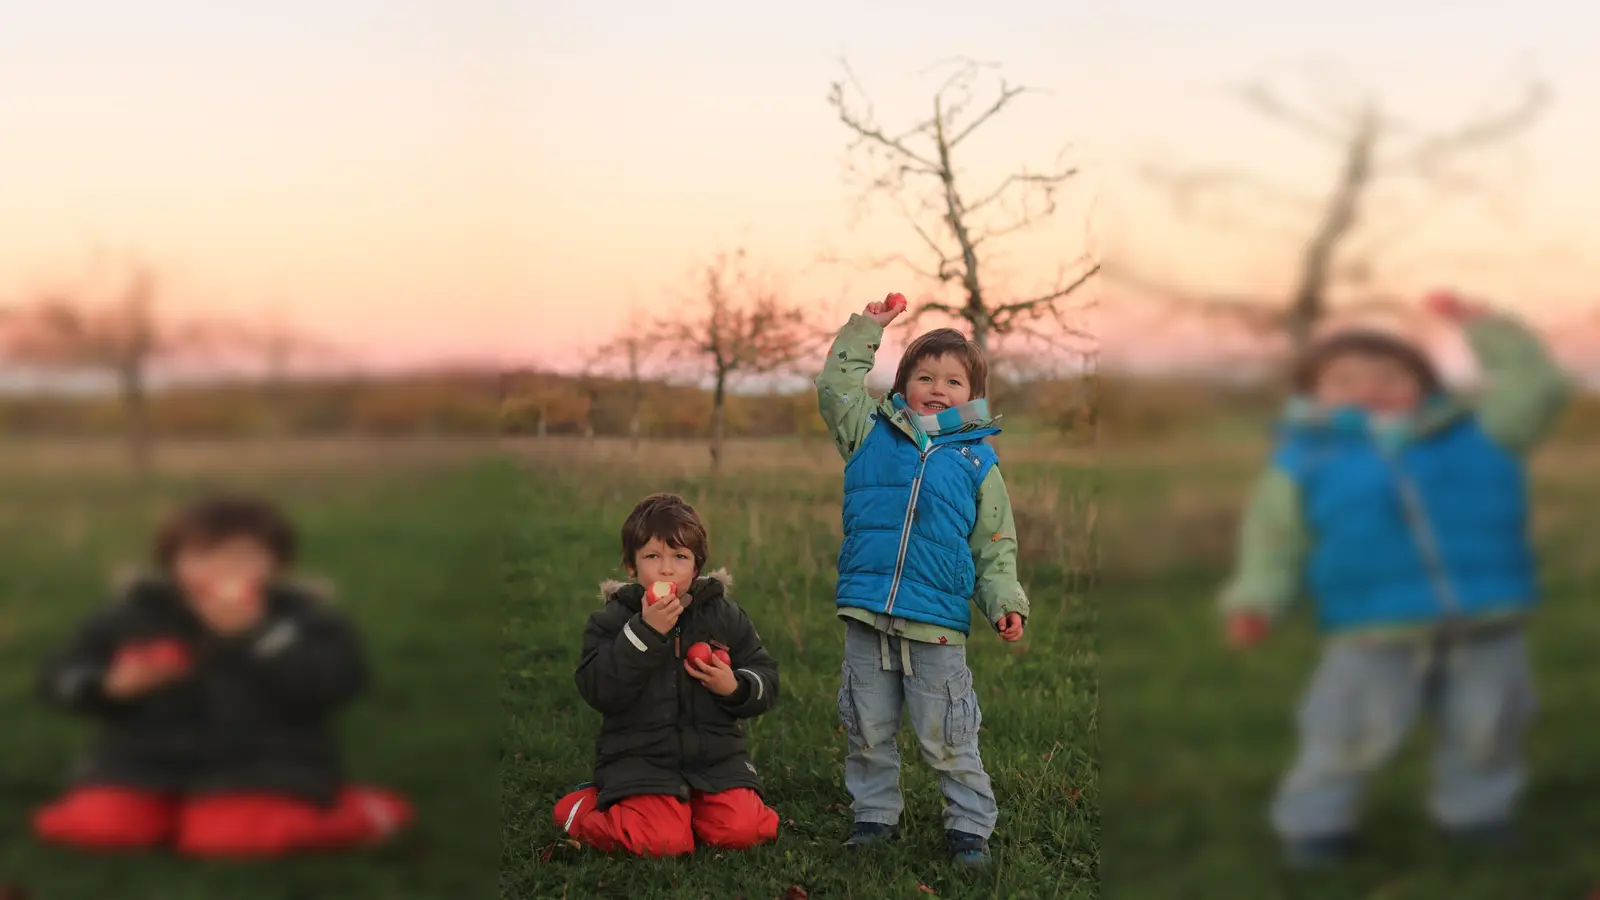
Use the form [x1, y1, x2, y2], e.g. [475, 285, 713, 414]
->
[891, 394, 991, 452]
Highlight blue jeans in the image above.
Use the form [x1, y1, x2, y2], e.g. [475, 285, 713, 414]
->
[1271, 625, 1536, 841]
[837, 618, 999, 837]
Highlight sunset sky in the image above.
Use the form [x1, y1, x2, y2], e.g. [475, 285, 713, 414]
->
[2, 1, 1592, 376]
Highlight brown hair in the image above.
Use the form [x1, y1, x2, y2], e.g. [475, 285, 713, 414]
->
[1291, 329, 1442, 396]
[892, 328, 989, 400]
[620, 492, 709, 575]
[154, 495, 297, 571]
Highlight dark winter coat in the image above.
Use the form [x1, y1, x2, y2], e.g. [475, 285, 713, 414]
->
[36, 573, 367, 806]
[574, 570, 779, 810]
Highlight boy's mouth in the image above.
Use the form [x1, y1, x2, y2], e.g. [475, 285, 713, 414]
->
[922, 401, 948, 411]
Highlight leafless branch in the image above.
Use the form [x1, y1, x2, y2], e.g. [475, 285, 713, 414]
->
[1235, 81, 1356, 145]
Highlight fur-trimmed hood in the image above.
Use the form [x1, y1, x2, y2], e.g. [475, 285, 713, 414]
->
[599, 567, 733, 606]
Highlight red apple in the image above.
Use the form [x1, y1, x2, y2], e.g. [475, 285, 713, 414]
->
[144, 640, 191, 669]
[885, 292, 907, 312]
[713, 648, 731, 667]
[647, 581, 676, 606]
[685, 642, 714, 666]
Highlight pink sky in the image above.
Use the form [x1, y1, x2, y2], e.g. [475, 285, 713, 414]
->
[3, 2, 1594, 376]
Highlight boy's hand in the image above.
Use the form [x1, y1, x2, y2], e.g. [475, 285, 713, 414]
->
[641, 592, 684, 636]
[996, 613, 1025, 642]
[193, 579, 266, 637]
[1225, 612, 1272, 649]
[1424, 290, 1488, 323]
[686, 654, 740, 696]
[864, 292, 908, 328]
[103, 645, 189, 699]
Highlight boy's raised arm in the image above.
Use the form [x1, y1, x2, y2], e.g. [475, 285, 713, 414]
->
[716, 606, 779, 719]
[574, 600, 673, 715]
[1461, 311, 1570, 455]
[815, 314, 888, 462]
[970, 468, 1029, 629]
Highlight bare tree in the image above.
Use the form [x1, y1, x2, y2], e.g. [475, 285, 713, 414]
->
[658, 250, 820, 475]
[828, 57, 1099, 353]
[0, 256, 222, 476]
[1112, 67, 1549, 351]
[590, 316, 659, 451]
[216, 305, 343, 438]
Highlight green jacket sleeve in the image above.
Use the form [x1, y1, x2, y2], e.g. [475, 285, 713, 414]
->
[970, 467, 1030, 626]
[815, 314, 888, 462]
[1218, 468, 1304, 621]
[1463, 313, 1570, 455]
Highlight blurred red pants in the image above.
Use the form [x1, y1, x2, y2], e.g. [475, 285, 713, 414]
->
[552, 786, 777, 857]
[33, 784, 413, 857]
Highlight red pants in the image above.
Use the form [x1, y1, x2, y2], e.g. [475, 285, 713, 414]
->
[552, 786, 777, 857]
[33, 784, 413, 858]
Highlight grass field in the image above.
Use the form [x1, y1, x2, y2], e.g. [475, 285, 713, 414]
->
[0, 438, 504, 900]
[502, 437, 1098, 900]
[1100, 432, 1600, 900]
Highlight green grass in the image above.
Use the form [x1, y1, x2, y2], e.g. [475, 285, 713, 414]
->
[0, 447, 504, 899]
[502, 438, 1098, 900]
[1100, 444, 1600, 900]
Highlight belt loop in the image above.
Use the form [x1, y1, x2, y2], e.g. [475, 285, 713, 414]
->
[901, 637, 914, 679]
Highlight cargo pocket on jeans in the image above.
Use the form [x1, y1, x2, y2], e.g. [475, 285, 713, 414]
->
[944, 666, 981, 745]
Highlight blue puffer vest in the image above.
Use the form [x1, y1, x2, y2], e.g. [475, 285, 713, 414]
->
[1274, 410, 1537, 632]
[835, 414, 1000, 633]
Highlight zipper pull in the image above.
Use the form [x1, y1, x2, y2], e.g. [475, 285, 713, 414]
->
[672, 627, 681, 658]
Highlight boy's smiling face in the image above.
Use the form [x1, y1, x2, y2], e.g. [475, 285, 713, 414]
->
[904, 353, 973, 415]
[1314, 352, 1424, 416]
[628, 537, 697, 600]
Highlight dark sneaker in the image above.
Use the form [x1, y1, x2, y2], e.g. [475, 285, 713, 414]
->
[1283, 833, 1356, 870]
[946, 829, 990, 868]
[843, 822, 900, 849]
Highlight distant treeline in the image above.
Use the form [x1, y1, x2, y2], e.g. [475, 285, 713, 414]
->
[4, 367, 1595, 442]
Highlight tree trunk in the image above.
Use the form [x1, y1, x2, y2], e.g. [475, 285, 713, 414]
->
[709, 371, 727, 476]
[120, 361, 152, 479]
[629, 408, 642, 453]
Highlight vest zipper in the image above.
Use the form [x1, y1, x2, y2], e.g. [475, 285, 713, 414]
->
[884, 443, 944, 616]
[1384, 454, 1464, 619]
[672, 622, 689, 798]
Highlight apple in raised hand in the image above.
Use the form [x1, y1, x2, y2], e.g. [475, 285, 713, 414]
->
[885, 292, 907, 312]
[647, 581, 676, 606]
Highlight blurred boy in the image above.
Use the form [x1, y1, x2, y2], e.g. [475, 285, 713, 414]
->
[34, 495, 412, 858]
[1221, 292, 1569, 867]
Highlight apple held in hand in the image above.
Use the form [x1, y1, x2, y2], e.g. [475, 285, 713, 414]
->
[647, 581, 677, 606]
[712, 646, 731, 666]
[685, 642, 714, 665]
[143, 640, 191, 669]
[885, 292, 907, 312]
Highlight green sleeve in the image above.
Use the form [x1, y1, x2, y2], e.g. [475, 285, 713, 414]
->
[1463, 313, 1570, 454]
[1218, 468, 1305, 621]
[815, 314, 889, 461]
[970, 467, 1029, 626]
